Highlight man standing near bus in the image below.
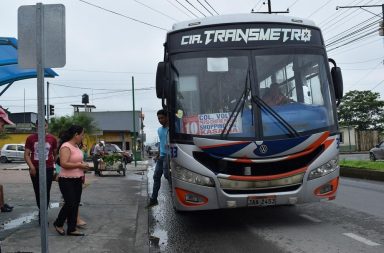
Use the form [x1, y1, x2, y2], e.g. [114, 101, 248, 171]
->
[147, 109, 169, 208]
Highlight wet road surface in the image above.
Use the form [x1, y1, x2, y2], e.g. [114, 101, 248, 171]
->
[148, 162, 383, 253]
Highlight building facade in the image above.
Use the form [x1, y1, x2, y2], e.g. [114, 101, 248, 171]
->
[85, 111, 144, 152]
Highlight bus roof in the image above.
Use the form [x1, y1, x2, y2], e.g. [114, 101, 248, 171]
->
[171, 13, 317, 32]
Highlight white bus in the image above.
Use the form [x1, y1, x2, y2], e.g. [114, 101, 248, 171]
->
[156, 14, 343, 211]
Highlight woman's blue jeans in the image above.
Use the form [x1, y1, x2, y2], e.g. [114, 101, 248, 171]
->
[151, 156, 169, 201]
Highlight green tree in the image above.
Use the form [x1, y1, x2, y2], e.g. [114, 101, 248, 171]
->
[49, 113, 99, 137]
[338, 90, 384, 130]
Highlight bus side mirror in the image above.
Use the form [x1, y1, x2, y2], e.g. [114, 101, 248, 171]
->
[329, 58, 343, 103]
[156, 61, 169, 98]
[331, 66, 343, 100]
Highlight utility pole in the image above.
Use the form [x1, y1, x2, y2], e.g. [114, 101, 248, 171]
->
[46, 81, 49, 122]
[132, 76, 137, 167]
[252, 0, 289, 14]
[141, 107, 144, 159]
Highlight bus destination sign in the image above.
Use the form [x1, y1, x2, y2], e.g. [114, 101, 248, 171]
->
[168, 24, 322, 52]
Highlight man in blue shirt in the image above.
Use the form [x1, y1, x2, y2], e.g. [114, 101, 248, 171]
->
[147, 109, 169, 208]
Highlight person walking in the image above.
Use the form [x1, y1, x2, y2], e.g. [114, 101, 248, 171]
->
[24, 119, 57, 223]
[0, 107, 14, 213]
[92, 141, 105, 176]
[53, 125, 89, 236]
[147, 109, 169, 208]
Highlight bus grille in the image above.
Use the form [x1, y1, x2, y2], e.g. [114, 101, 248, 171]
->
[193, 145, 323, 177]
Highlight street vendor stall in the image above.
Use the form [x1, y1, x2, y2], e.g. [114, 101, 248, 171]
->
[98, 153, 126, 176]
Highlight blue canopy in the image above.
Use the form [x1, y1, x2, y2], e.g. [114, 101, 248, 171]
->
[0, 37, 58, 95]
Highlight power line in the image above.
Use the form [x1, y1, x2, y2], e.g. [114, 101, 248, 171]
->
[326, 19, 380, 47]
[321, 8, 360, 32]
[325, 15, 379, 43]
[204, 0, 219, 15]
[134, 0, 178, 22]
[322, 1, 382, 34]
[197, 0, 213, 16]
[371, 79, 384, 91]
[346, 61, 383, 89]
[307, 0, 333, 18]
[0, 90, 129, 102]
[184, 0, 206, 17]
[328, 36, 382, 56]
[59, 68, 154, 75]
[327, 29, 378, 52]
[175, 0, 199, 18]
[338, 56, 384, 64]
[50, 82, 154, 91]
[78, 0, 168, 31]
[287, 0, 300, 10]
[342, 66, 384, 70]
[251, 0, 263, 12]
[318, 0, 364, 27]
[167, 0, 193, 18]
[331, 0, 384, 33]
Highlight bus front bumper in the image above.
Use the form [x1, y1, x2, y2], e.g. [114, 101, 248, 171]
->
[171, 169, 339, 211]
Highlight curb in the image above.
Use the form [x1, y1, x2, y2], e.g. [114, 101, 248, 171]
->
[340, 166, 384, 182]
[134, 170, 150, 253]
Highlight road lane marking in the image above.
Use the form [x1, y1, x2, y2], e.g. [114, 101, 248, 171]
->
[343, 233, 381, 246]
[300, 214, 322, 223]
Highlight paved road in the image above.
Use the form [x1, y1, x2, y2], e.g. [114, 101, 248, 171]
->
[340, 153, 369, 161]
[0, 161, 28, 170]
[148, 165, 383, 253]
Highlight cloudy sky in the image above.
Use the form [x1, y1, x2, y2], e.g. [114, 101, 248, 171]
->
[1, 0, 383, 143]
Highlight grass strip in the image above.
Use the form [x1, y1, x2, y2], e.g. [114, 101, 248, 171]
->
[340, 159, 384, 171]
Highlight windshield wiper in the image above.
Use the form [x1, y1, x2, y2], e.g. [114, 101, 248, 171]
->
[221, 69, 299, 138]
[220, 70, 251, 139]
[252, 95, 300, 138]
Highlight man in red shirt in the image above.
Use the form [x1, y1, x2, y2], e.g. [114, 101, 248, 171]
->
[24, 119, 58, 221]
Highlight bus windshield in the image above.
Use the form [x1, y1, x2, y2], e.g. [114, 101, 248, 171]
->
[172, 49, 336, 139]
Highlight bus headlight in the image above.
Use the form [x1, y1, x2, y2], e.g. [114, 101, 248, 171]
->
[173, 164, 215, 187]
[308, 157, 339, 180]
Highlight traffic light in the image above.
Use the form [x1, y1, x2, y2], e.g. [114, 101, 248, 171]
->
[49, 105, 54, 115]
[380, 21, 384, 36]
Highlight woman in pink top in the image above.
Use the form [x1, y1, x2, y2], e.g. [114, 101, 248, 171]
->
[53, 125, 89, 236]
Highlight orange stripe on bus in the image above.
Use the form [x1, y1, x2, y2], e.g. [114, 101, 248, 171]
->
[305, 131, 330, 150]
[323, 139, 334, 149]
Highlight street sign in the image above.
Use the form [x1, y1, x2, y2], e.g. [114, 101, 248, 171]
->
[18, 4, 66, 253]
[18, 4, 66, 68]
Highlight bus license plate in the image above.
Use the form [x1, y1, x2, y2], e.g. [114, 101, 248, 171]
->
[247, 196, 276, 207]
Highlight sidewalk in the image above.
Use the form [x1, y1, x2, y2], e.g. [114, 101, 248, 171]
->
[0, 161, 149, 253]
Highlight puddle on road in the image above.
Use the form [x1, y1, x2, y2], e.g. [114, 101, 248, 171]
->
[150, 228, 168, 250]
[1, 211, 38, 230]
[0, 202, 60, 231]
[148, 164, 169, 251]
